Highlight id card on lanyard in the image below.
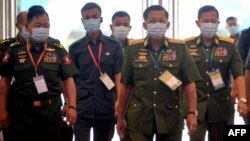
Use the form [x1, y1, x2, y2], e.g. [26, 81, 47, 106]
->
[27, 40, 48, 94]
[87, 42, 115, 90]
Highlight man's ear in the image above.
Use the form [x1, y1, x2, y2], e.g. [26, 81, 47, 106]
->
[143, 22, 147, 30]
[110, 24, 114, 33]
[100, 17, 103, 23]
[195, 20, 200, 28]
[167, 22, 170, 29]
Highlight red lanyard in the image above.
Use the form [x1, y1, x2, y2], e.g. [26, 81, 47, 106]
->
[26, 40, 47, 76]
[87, 42, 103, 74]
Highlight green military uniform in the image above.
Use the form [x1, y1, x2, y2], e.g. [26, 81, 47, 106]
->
[0, 39, 78, 141]
[185, 35, 243, 141]
[121, 37, 201, 141]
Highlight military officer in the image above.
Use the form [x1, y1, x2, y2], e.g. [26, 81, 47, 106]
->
[185, 5, 248, 141]
[117, 5, 201, 141]
[69, 2, 123, 141]
[0, 5, 78, 141]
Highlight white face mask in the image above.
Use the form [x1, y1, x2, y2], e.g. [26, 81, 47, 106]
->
[113, 26, 130, 40]
[227, 25, 239, 36]
[31, 27, 49, 43]
[21, 26, 29, 40]
[147, 23, 167, 39]
[82, 18, 101, 33]
[200, 22, 218, 38]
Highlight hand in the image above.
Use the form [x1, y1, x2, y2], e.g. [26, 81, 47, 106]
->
[66, 107, 77, 126]
[61, 105, 67, 117]
[186, 114, 197, 135]
[116, 118, 127, 139]
[237, 101, 248, 117]
[0, 110, 9, 128]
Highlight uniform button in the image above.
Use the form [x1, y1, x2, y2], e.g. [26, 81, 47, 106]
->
[175, 105, 178, 108]
[155, 52, 158, 55]
[205, 59, 208, 62]
[227, 96, 229, 100]
[220, 60, 223, 63]
[154, 77, 157, 81]
[153, 104, 157, 107]
[139, 64, 142, 67]
[206, 82, 209, 86]
[207, 93, 210, 97]
[206, 49, 209, 52]
[154, 65, 157, 68]
[206, 71, 209, 74]
[153, 91, 157, 95]
[133, 104, 137, 107]
[169, 64, 172, 67]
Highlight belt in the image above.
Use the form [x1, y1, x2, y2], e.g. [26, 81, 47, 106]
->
[33, 97, 58, 107]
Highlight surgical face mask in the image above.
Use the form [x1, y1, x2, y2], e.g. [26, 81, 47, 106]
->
[31, 27, 49, 43]
[147, 23, 167, 39]
[82, 18, 101, 33]
[113, 26, 130, 40]
[21, 26, 29, 40]
[227, 25, 239, 35]
[200, 22, 218, 38]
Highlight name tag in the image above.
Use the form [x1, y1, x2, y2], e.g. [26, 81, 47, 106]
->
[99, 73, 115, 90]
[158, 70, 182, 91]
[208, 69, 225, 90]
[33, 75, 48, 94]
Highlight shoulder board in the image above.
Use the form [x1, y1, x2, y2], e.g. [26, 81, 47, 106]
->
[10, 41, 24, 47]
[184, 36, 196, 42]
[128, 39, 144, 46]
[168, 38, 185, 44]
[218, 36, 234, 44]
[1, 38, 15, 45]
[53, 43, 64, 49]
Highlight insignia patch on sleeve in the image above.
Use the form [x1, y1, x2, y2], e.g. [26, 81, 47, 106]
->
[63, 54, 72, 65]
[2, 52, 10, 63]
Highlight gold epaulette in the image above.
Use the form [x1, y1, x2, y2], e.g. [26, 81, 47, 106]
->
[10, 42, 21, 47]
[218, 36, 234, 44]
[128, 39, 144, 46]
[1, 38, 14, 45]
[184, 36, 196, 42]
[168, 38, 185, 44]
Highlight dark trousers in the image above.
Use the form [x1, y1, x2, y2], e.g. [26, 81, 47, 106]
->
[244, 116, 250, 125]
[74, 118, 114, 141]
[190, 120, 227, 141]
[8, 98, 62, 141]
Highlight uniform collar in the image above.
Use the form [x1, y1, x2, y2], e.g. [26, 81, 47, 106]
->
[84, 31, 106, 46]
[196, 35, 219, 47]
[144, 36, 169, 49]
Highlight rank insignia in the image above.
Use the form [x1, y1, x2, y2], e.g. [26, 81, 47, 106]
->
[162, 49, 176, 61]
[2, 52, 10, 63]
[44, 52, 57, 63]
[135, 48, 148, 62]
[189, 48, 199, 56]
[63, 54, 72, 65]
[215, 47, 228, 57]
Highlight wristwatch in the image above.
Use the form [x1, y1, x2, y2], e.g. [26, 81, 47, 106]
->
[188, 110, 198, 116]
[239, 98, 247, 104]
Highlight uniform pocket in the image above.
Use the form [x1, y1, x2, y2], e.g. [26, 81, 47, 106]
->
[42, 63, 59, 81]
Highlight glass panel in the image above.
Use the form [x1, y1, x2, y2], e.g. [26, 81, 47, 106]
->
[178, 0, 250, 39]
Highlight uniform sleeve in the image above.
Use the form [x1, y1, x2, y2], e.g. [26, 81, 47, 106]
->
[113, 42, 124, 74]
[58, 48, 78, 80]
[120, 46, 134, 85]
[0, 47, 14, 78]
[180, 45, 201, 85]
[238, 31, 248, 63]
[230, 47, 244, 78]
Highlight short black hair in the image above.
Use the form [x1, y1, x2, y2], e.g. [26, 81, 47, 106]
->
[27, 5, 49, 23]
[16, 11, 28, 24]
[226, 16, 237, 22]
[81, 2, 102, 15]
[112, 11, 130, 22]
[143, 5, 168, 21]
[198, 5, 219, 20]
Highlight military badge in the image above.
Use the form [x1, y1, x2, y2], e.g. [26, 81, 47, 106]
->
[17, 51, 27, 63]
[105, 52, 111, 56]
[215, 47, 228, 57]
[135, 48, 148, 62]
[162, 49, 176, 61]
[2, 52, 10, 63]
[44, 52, 57, 63]
[46, 48, 55, 52]
[189, 48, 199, 56]
[63, 54, 72, 65]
